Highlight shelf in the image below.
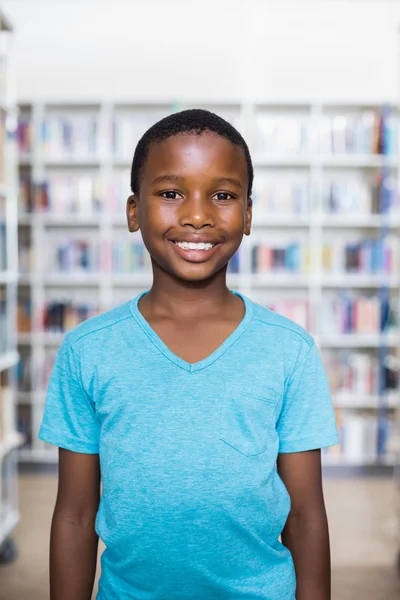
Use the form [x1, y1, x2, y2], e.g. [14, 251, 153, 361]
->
[0, 351, 19, 373]
[322, 455, 396, 467]
[252, 154, 400, 169]
[0, 433, 24, 460]
[321, 274, 400, 288]
[18, 448, 58, 463]
[332, 393, 399, 409]
[0, 271, 18, 284]
[16, 391, 46, 404]
[321, 154, 399, 168]
[0, 509, 19, 548]
[320, 214, 400, 228]
[18, 332, 64, 346]
[320, 334, 400, 348]
[250, 273, 310, 287]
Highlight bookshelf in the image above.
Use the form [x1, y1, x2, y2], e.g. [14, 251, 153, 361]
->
[15, 100, 400, 471]
[0, 10, 20, 564]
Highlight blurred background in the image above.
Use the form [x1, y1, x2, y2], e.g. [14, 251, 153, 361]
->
[0, 0, 400, 598]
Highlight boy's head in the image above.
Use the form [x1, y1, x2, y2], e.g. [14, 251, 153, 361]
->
[130, 109, 253, 198]
[127, 108, 253, 283]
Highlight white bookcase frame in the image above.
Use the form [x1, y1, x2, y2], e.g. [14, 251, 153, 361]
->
[16, 99, 400, 469]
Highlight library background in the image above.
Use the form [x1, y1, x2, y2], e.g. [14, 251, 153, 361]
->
[1, 0, 400, 598]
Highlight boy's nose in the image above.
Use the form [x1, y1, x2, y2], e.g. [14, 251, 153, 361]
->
[179, 195, 215, 229]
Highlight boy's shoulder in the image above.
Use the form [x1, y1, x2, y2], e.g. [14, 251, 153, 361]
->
[249, 298, 314, 348]
[64, 300, 133, 348]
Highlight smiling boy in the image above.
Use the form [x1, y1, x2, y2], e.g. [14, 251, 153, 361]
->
[40, 109, 338, 600]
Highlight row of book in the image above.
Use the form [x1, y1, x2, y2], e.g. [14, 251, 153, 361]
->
[323, 350, 399, 396]
[19, 174, 400, 219]
[322, 236, 399, 275]
[19, 173, 130, 215]
[255, 110, 399, 156]
[323, 410, 396, 461]
[251, 243, 310, 273]
[16, 109, 400, 158]
[15, 353, 56, 393]
[268, 299, 309, 331]
[43, 301, 98, 333]
[46, 238, 153, 274]
[323, 174, 400, 215]
[320, 293, 399, 335]
[25, 236, 399, 277]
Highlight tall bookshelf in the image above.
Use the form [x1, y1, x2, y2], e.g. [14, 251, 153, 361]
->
[0, 10, 20, 564]
[16, 100, 400, 470]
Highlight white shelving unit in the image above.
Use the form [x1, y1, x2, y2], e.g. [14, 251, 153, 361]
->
[0, 9, 21, 564]
[15, 99, 400, 470]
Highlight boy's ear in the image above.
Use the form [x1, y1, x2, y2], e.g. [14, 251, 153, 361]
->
[127, 194, 140, 233]
[244, 197, 252, 236]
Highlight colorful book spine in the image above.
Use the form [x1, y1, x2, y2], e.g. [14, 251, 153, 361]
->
[321, 293, 398, 335]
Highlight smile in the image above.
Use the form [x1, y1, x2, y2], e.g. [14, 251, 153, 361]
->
[174, 241, 216, 250]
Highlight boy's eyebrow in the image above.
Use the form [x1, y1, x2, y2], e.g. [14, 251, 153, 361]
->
[151, 175, 243, 189]
[152, 174, 185, 185]
[213, 177, 243, 189]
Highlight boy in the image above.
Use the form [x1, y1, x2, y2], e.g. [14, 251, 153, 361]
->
[40, 109, 339, 599]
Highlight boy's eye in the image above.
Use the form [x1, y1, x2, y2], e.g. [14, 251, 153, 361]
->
[214, 192, 234, 201]
[161, 191, 182, 200]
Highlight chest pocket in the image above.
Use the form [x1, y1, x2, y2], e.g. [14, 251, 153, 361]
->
[219, 386, 280, 456]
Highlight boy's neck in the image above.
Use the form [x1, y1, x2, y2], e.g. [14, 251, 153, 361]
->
[142, 267, 236, 318]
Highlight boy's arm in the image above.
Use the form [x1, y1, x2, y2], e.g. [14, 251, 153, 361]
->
[277, 449, 331, 600]
[50, 448, 100, 600]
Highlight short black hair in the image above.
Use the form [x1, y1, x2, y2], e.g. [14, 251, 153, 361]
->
[130, 108, 253, 198]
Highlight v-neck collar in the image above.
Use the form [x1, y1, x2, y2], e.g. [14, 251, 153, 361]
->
[130, 290, 253, 373]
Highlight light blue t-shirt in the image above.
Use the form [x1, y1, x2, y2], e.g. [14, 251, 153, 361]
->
[39, 291, 339, 600]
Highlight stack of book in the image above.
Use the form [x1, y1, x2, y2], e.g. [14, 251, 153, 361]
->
[49, 237, 99, 273]
[14, 355, 32, 392]
[101, 240, 152, 274]
[17, 298, 31, 333]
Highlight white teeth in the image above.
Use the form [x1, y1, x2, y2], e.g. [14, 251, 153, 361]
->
[175, 241, 215, 250]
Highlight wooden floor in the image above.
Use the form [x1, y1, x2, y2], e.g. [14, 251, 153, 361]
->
[1, 475, 399, 599]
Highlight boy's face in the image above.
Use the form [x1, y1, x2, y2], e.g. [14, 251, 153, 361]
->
[127, 131, 252, 282]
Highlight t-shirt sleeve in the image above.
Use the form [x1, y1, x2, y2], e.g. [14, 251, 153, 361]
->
[277, 341, 339, 454]
[38, 338, 100, 454]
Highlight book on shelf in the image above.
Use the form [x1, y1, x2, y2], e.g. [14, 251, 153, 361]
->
[112, 112, 167, 159]
[320, 293, 399, 336]
[319, 108, 399, 156]
[16, 404, 31, 449]
[323, 172, 400, 215]
[14, 355, 32, 392]
[268, 299, 309, 331]
[16, 115, 32, 155]
[43, 300, 98, 333]
[17, 298, 31, 332]
[46, 236, 153, 275]
[322, 236, 399, 274]
[252, 178, 310, 215]
[251, 243, 310, 274]
[255, 115, 310, 155]
[39, 114, 98, 159]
